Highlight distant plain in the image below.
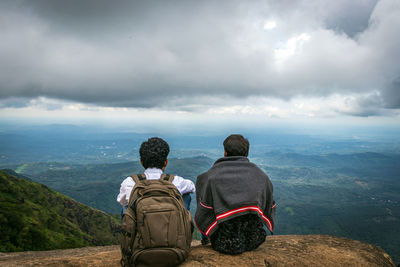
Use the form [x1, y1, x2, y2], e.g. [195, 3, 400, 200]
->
[1, 124, 399, 263]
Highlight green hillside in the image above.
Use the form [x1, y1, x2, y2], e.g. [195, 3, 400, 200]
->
[8, 156, 214, 214]
[0, 170, 120, 252]
[4, 154, 400, 262]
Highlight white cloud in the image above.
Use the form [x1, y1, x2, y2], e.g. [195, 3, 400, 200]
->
[263, 21, 277, 30]
[1, 93, 397, 123]
[0, 0, 399, 120]
[274, 33, 311, 67]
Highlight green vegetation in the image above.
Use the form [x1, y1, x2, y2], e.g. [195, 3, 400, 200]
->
[0, 170, 120, 252]
[7, 156, 213, 214]
[284, 207, 295, 216]
[3, 152, 400, 263]
[15, 164, 28, 174]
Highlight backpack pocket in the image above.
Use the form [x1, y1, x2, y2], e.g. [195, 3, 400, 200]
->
[120, 211, 136, 266]
[139, 208, 179, 248]
[133, 247, 186, 267]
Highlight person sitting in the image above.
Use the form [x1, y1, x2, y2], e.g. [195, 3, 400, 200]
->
[117, 137, 195, 217]
[195, 134, 276, 254]
[118, 137, 195, 266]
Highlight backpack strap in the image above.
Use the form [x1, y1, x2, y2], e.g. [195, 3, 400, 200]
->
[160, 174, 174, 183]
[131, 174, 146, 183]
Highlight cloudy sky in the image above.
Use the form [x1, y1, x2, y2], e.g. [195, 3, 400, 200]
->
[0, 0, 399, 131]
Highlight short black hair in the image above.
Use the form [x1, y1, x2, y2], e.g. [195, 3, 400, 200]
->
[223, 134, 249, 157]
[139, 137, 170, 169]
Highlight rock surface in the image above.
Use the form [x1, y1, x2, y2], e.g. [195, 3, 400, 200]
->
[183, 235, 395, 267]
[0, 235, 395, 267]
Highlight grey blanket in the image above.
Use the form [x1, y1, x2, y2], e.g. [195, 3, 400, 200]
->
[194, 156, 275, 237]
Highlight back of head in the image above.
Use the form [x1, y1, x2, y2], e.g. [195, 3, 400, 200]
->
[139, 137, 170, 169]
[223, 134, 249, 157]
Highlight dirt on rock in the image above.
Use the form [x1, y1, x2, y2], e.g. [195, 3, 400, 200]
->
[0, 235, 395, 267]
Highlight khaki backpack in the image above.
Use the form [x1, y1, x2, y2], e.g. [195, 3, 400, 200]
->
[120, 174, 193, 267]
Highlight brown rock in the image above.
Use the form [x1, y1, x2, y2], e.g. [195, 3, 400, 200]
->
[183, 235, 395, 267]
[0, 245, 120, 267]
[0, 235, 394, 266]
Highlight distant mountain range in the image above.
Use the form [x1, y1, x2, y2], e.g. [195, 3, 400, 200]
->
[0, 170, 120, 252]
[2, 152, 400, 263]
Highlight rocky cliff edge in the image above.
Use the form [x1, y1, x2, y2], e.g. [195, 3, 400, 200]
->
[0, 235, 395, 267]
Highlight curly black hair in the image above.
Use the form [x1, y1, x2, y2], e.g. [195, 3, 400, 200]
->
[139, 137, 170, 169]
[210, 214, 266, 254]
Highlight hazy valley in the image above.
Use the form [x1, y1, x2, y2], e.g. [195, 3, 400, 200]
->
[1, 125, 399, 263]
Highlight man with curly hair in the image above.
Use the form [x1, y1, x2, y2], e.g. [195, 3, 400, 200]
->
[195, 134, 276, 254]
[117, 137, 195, 216]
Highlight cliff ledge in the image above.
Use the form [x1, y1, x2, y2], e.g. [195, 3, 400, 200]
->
[0, 235, 395, 266]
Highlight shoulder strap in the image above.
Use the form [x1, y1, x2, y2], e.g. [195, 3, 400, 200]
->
[131, 174, 146, 183]
[160, 174, 174, 183]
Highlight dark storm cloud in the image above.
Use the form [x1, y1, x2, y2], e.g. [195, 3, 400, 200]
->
[309, 0, 379, 38]
[266, 0, 378, 37]
[323, 0, 378, 37]
[0, 0, 399, 116]
[382, 77, 400, 109]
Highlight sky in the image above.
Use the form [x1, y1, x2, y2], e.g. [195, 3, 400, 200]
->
[0, 0, 399, 133]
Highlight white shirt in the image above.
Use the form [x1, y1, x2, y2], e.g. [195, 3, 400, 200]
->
[117, 168, 195, 207]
